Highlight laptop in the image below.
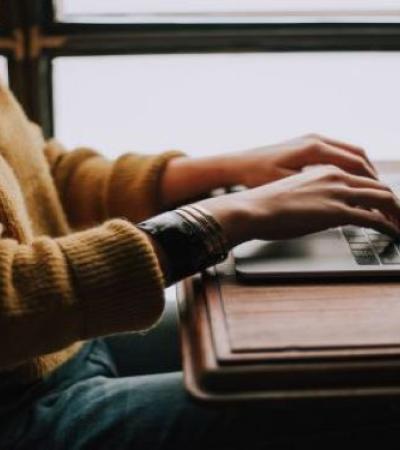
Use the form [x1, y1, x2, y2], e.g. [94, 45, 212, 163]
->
[234, 173, 400, 280]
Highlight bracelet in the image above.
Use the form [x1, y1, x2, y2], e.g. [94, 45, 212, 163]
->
[137, 206, 228, 284]
[177, 205, 228, 263]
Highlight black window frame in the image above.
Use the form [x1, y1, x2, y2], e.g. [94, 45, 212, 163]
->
[4, 0, 400, 138]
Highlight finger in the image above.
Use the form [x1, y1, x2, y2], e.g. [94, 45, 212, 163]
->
[309, 142, 378, 180]
[338, 172, 392, 193]
[310, 134, 378, 175]
[337, 188, 400, 223]
[341, 206, 400, 238]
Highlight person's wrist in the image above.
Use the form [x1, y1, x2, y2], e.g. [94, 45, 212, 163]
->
[202, 153, 244, 187]
[137, 208, 228, 285]
[169, 154, 238, 187]
[160, 155, 190, 208]
[197, 193, 253, 248]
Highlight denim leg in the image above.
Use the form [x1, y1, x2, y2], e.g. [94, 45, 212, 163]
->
[12, 369, 400, 450]
[3, 338, 400, 449]
[13, 370, 284, 450]
[0, 339, 116, 449]
[103, 297, 181, 376]
[0, 339, 289, 450]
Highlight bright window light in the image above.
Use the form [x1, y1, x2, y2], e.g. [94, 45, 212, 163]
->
[55, 0, 400, 23]
[54, 52, 400, 161]
[0, 56, 8, 85]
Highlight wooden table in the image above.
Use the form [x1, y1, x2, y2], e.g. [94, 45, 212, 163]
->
[177, 162, 400, 403]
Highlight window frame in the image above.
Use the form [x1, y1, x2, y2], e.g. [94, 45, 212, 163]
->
[5, 0, 400, 137]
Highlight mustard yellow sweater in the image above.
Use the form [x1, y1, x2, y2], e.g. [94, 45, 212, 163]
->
[0, 84, 184, 382]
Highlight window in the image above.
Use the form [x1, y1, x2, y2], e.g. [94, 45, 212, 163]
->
[56, 0, 400, 24]
[0, 56, 8, 84]
[54, 52, 400, 160]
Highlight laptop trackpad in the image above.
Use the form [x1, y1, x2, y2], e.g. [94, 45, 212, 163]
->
[234, 228, 352, 278]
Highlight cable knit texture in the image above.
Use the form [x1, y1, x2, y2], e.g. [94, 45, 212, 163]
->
[0, 83, 185, 381]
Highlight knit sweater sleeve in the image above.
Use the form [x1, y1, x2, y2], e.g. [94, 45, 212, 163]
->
[0, 218, 165, 370]
[44, 140, 185, 228]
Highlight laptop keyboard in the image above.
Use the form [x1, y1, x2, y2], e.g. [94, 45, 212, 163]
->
[342, 226, 400, 265]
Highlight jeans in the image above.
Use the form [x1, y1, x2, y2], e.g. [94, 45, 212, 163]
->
[1, 302, 400, 450]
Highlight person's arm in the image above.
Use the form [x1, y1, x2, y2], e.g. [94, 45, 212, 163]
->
[44, 139, 185, 229]
[45, 133, 378, 227]
[0, 219, 166, 371]
[141, 165, 400, 289]
[159, 134, 379, 208]
[198, 166, 400, 248]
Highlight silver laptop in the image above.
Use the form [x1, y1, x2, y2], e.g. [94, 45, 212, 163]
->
[234, 173, 400, 280]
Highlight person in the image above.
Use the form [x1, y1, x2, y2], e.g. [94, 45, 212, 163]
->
[0, 80, 399, 450]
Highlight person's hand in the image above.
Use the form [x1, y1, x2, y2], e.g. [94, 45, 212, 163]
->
[220, 134, 378, 188]
[198, 166, 400, 248]
[160, 134, 378, 209]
